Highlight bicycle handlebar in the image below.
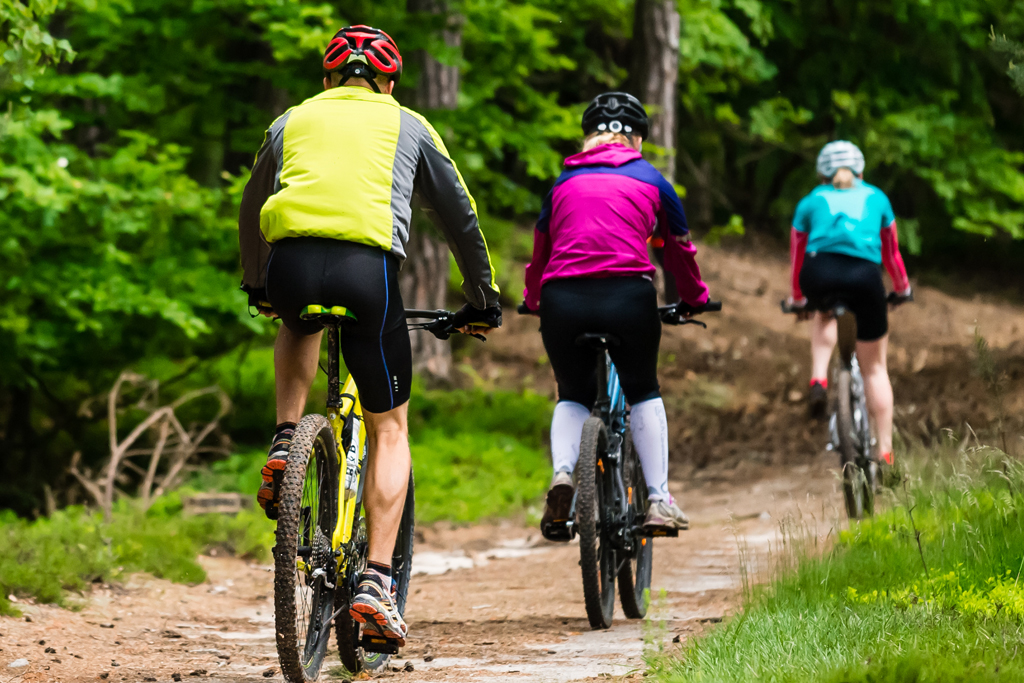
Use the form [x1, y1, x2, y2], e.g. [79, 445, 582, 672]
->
[405, 309, 487, 342]
[781, 291, 913, 316]
[659, 300, 722, 328]
[516, 301, 722, 328]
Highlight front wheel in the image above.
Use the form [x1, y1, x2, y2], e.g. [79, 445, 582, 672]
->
[273, 414, 339, 683]
[618, 431, 652, 619]
[837, 370, 874, 519]
[576, 417, 616, 630]
[336, 472, 415, 673]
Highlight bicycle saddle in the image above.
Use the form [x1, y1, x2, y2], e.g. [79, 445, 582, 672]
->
[575, 333, 621, 349]
[300, 304, 359, 323]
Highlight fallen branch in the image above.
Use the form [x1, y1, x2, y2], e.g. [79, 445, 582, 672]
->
[69, 371, 231, 519]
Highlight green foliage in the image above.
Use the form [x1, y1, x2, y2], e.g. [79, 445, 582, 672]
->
[0, 496, 274, 616]
[676, 0, 1024, 248]
[0, 0, 75, 92]
[650, 453, 1024, 682]
[406, 383, 553, 521]
[408, 380, 552, 448]
[412, 429, 549, 522]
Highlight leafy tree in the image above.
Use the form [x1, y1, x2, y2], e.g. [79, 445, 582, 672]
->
[673, 0, 1024, 252]
[0, 1, 258, 513]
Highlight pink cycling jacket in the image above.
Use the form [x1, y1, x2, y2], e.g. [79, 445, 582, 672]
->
[523, 144, 709, 311]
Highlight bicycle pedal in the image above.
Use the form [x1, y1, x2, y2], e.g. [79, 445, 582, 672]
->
[361, 633, 400, 655]
[644, 526, 679, 538]
[541, 520, 576, 542]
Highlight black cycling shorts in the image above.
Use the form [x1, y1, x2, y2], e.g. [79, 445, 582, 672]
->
[799, 251, 888, 341]
[539, 277, 661, 408]
[266, 237, 411, 414]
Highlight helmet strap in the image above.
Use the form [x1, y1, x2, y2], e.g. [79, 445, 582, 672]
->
[336, 64, 382, 93]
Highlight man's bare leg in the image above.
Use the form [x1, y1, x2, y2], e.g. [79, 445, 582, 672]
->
[274, 325, 322, 424]
[348, 402, 412, 643]
[258, 325, 324, 516]
[362, 403, 411, 566]
[856, 335, 894, 459]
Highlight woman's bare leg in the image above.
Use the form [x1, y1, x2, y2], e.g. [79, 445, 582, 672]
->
[810, 312, 837, 382]
[856, 335, 894, 459]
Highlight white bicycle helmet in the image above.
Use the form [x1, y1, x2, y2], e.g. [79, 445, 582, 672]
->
[816, 140, 865, 178]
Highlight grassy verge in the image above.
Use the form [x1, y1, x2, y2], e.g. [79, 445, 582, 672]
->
[650, 449, 1024, 682]
[192, 381, 554, 523]
[0, 494, 274, 617]
[1, 383, 552, 615]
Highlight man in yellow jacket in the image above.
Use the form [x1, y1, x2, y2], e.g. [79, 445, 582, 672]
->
[238, 25, 501, 645]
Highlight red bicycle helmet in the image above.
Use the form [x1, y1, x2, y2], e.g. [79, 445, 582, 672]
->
[323, 25, 403, 92]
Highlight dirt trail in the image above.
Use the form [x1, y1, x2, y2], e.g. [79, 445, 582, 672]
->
[0, 461, 841, 683]
[4, 244, 1022, 682]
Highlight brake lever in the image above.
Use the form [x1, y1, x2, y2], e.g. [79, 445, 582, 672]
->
[679, 318, 707, 328]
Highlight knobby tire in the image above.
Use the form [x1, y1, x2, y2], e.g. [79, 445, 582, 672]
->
[837, 371, 873, 519]
[273, 414, 338, 683]
[617, 430, 652, 619]
[577, 417, 616, 629]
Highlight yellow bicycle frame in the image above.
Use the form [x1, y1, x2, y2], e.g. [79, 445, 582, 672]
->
[328, 373, 367, 569]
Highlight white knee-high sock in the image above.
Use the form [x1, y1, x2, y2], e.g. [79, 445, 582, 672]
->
[630, 397, 670, 501]
[550, 401, 590, 475]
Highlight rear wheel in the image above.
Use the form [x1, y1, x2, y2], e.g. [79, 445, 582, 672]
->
[618, 431, 652, 619]
[576, 417, 616, 630]
[335, 473, 415, 674]
[273, 414, 339, 683]
[837, 370, 873, 519]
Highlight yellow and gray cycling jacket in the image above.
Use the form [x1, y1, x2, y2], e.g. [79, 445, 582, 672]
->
[238, 86, 499, 309]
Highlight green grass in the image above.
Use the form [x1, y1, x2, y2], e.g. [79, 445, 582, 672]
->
[408, 382, 552, 522]
[0, 493, 274, 617]
[412, 429, 549, 522]
[651, 450, 1024, 682]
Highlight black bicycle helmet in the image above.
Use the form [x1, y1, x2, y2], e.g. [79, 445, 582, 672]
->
[581, 92, 649, 139]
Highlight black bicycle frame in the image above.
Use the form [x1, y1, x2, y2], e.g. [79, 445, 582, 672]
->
[326, 326, 342, 410]
[835, 306, 858, 371]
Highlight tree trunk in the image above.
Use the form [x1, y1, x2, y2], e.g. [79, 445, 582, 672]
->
[631, 0, 680, 181]
[409, 0, 461, 109]
[632, 0, 680, 303]
[400, 225, 453, 379]
[402, 0, 462, 380]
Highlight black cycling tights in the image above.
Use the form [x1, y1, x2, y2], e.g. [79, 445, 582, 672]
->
[539, 277, 662, 409]
[266, 237, 411, 414]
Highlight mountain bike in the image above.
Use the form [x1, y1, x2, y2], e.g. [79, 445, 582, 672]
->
[272, 306, 481, 682]
[782, 292, 911, 519]
[540, 300, 721, 630]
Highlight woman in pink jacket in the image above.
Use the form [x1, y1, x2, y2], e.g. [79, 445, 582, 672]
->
[522, 92, 711, 537]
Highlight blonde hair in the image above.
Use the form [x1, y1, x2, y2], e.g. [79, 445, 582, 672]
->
[831, 167, 856, 189]
[583, 131, 639, 152]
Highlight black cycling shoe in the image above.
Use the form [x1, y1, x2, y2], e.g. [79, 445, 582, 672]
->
[808, 381, 828, 420]
[257, 426, 294, 520]
[541, 471, 575, 542]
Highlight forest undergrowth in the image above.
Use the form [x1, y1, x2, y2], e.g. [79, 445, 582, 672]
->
[650, 438, 1024, 683]
[0, 380, 552, 617]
